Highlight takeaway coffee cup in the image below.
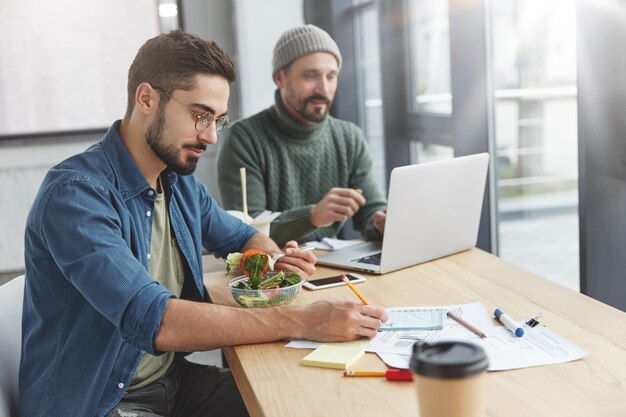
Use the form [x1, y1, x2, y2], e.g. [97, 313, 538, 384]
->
[410, 341, 489, 417]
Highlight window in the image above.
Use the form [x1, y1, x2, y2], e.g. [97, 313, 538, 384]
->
[408, 0, 452, 115]
[353, 4, 387, 189]
[490, 0, 578, 290]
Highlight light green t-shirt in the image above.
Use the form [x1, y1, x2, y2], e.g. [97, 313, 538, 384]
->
[129, 179, 185, 391]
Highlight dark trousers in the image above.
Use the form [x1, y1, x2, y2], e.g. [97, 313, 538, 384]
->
[105, 360, 249, 417]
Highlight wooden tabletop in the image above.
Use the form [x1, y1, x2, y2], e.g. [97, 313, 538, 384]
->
[203, 248, 626, 417]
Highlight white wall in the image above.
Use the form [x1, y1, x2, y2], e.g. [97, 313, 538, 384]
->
[0, 0, 157, 273]
[0, 0, 305, 273]
[188, 0, 304, 203]
[0, 139, 99, 272]
[233, 0, 304, 117]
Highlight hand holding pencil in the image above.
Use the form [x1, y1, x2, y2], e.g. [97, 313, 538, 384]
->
[299, 274, 387, 340]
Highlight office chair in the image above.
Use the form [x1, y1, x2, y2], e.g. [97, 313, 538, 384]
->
[0, 275, 24, 417]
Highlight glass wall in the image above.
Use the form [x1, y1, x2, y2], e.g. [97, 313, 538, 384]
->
[342, 0, 578, 290]
[353, 4, 387, 190]
[408, 0, 452, 115]
[490, 0, 578, 290]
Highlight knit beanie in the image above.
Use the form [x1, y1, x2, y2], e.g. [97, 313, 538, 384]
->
[272, 24, 342, 76]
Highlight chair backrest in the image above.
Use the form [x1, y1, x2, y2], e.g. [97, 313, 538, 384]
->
[0, 276, 24, 417]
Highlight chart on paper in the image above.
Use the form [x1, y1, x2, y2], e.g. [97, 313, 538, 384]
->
[379, 308, 445, 330]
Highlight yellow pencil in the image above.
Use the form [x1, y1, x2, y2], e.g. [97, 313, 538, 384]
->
[341, 274, 369, 305]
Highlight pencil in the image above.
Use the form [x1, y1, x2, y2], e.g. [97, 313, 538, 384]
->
[343, 369, 413, 381]
[343, 370, 386, 377]
[446, 310, 487, 338]
[341, 274, 369, 305]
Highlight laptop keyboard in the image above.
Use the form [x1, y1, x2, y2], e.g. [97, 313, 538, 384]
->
[352, 252, 382, 266]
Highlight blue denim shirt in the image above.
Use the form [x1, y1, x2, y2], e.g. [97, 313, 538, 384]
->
[20, 121, 256, 417]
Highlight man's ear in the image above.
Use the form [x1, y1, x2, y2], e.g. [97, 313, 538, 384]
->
[273, 70, 285, 89]
[134, 82, 159, 115]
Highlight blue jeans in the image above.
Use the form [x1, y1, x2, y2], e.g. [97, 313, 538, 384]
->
[105, 360, 248, 417]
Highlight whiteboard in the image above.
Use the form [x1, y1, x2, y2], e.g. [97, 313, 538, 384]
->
[0, 0, 160, 135]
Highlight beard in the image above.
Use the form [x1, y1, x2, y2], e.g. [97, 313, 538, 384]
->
[290, 93, 332, 123]
[146, 107, 205, 176]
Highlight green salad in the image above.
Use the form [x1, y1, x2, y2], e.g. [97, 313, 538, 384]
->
[231, 252, 301, 290]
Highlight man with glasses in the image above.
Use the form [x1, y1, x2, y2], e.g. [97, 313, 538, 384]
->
[218, 25, 387, 247]
[20, 30, 387, 417]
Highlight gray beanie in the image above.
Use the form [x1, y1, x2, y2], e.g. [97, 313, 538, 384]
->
[272, 24, 342, 76]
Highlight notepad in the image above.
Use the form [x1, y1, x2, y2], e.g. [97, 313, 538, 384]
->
[301, 339, 369, 370]
[379, 307, 444, 331]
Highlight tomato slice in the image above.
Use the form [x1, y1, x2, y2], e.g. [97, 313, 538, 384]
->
[239, 248, 270, 276]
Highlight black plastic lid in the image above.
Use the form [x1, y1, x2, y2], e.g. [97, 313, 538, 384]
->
[409, 341, 489, 378]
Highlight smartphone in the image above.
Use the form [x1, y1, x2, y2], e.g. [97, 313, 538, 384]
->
[303, 273, 367, 291]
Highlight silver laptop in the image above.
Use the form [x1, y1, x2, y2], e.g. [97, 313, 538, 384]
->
[316, 153, 489, 274]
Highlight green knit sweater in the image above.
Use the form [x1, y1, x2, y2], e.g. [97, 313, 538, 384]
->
[217, 90, 387, 246]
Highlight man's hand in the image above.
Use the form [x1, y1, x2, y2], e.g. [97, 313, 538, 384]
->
[273, 240, 316, 277]
[310, 188, 366, 228]
[299, 299, 388, 341]
[373, 210, 386, 234]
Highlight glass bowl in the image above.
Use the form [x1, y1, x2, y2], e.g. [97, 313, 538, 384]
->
[227, 272, 304, 308]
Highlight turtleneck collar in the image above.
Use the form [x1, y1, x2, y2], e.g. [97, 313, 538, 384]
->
[269, 89, 328, 140]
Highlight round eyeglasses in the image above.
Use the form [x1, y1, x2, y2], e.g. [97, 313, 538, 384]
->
[152, 85, 230, 134]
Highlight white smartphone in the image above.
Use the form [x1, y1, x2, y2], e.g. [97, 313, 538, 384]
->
[303, 273, 367, 291]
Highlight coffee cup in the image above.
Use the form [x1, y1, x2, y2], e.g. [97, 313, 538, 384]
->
[410, 341, 489, 417]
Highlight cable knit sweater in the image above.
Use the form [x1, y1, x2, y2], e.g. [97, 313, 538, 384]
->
[217, 90, 387, 246]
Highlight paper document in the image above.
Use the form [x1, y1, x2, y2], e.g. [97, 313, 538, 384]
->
[375, 324, 589, 372]
[380, 307, 444, 330]
[367, 302, 495, 355]
[367, 302, 588, 371]
[473, 324, 588, 371]
[289, 301, 588, 372]
[287, 302, 492, 353]
[285, 340, 320, 349]
[376, 352, 412, 369]
[304, 237, 364, 251]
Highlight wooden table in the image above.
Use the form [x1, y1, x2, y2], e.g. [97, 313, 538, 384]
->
[203, 248, 626, 417]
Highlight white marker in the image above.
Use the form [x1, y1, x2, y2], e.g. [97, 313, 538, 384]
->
[494, 308, 525, 337]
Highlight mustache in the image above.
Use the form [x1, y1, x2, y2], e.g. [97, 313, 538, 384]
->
[186, 143, 207, 152]
[304, 94, 331, 105]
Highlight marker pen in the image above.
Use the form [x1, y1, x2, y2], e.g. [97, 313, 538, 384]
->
[494, 308, 525, 337]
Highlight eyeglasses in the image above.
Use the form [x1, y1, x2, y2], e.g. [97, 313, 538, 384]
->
[152, 85, 230, 134]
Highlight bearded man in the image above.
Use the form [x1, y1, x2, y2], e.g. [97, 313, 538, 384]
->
[218, 25, 387, 246]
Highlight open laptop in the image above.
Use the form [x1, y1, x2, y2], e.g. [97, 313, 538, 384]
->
[316, 153, 489, 274]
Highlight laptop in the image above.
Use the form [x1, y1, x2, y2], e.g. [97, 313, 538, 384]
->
[316, 153, 489, 274]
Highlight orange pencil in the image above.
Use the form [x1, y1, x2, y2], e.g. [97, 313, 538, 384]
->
[341, 274, 369, 305]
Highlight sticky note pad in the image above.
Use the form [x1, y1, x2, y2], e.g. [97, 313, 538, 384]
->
[301, 339, 369, 370]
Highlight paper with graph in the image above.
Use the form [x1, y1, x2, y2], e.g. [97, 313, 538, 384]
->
[379, 307, 445, 330]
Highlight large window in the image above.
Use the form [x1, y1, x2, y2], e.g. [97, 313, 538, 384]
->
[353, 3, 387, 190]
[407, 0, 454, 163]
[372, 0, 576, 289]
[490, 0, 578, 290]
[408, 0, 452, 115]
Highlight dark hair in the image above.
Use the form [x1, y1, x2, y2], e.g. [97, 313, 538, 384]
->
[125, 29, 236, 117]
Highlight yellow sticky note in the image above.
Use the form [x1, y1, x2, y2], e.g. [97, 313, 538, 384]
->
[301, 339, 369, 370]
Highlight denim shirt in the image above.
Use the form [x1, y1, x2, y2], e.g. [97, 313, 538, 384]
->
[20, 120, 256, 417]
